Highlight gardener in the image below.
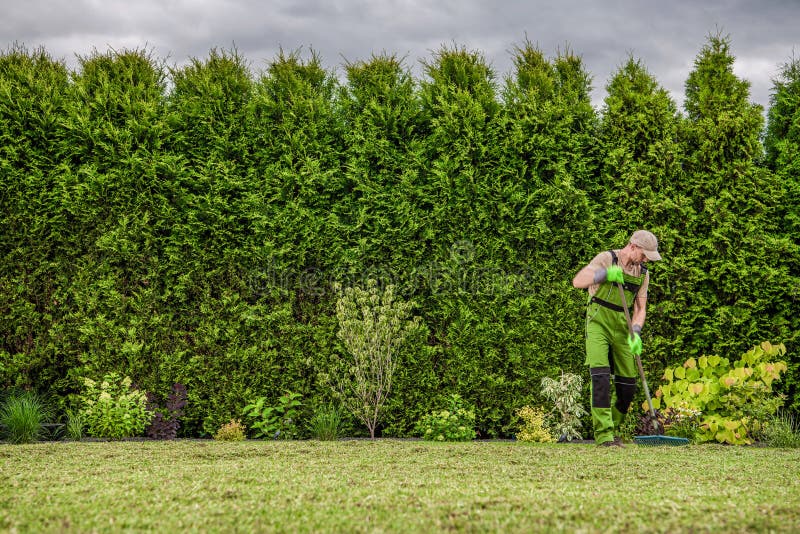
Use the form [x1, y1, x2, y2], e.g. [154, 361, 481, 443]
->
[572, 230, 662, 447]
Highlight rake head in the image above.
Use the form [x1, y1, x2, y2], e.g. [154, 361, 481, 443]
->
[634, 435, 690, 446]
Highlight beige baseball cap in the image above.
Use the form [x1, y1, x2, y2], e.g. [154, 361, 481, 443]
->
[629, 230, 662, 261]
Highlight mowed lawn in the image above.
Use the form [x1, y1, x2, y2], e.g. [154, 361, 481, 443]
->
[1, 440, 799, 533]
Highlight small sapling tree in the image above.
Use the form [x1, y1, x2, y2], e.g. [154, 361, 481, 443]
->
[334, 280, 422, 438]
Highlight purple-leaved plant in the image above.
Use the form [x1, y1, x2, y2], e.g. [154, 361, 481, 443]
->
[145, 383, 187, 439]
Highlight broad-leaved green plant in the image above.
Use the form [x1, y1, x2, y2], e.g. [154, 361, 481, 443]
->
[242, 391, 303, 439]
[415, 394, 476, 442]
[651, 342, 788, 444]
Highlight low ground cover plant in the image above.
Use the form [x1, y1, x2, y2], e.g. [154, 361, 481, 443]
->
[415, 394, 476, 441]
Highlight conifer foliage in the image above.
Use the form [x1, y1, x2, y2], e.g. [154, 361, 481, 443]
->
[0, 35, 798, 435]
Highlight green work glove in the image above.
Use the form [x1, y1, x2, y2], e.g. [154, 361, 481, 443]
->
[593, 265, 625, 284]
[605, 265, 624, 284]
[627, 332, 643, 355]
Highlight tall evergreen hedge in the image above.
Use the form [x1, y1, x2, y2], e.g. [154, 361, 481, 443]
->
[1, 35, 797, 436]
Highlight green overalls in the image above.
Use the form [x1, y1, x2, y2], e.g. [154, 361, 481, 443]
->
[585, 251, 646, 445]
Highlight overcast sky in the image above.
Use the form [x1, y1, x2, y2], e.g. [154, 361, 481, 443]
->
[2, 0, 797, 112]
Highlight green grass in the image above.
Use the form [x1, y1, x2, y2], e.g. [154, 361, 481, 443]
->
[1, 440, 799, 532]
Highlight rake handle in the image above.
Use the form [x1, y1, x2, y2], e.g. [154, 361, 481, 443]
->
[616, 282, 658, 420]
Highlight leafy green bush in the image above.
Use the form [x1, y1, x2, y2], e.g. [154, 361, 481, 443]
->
[308, 404, 343, 441]
[0, 391, 52, 443]
[515, 406, 555, 443]
[242, 391, 303, 440]
[78, 373, 152, 439]
[415, 394, 476, 442]
[540, 372, 587, 441]
[213, 419, 246, 441]
[651, 342, 788, 444]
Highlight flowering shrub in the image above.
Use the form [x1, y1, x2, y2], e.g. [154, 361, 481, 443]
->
[79, 373, 152, 439]
[415, 394, 476, 442]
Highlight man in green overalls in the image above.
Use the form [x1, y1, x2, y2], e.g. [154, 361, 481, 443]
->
[572, 230, 662, 446]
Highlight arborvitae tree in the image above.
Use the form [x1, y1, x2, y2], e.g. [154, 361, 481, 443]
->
[502, 42, 598, 273]
[337, 55, 435, 435]
[418, 43, 501, 238]
[247, 49, 344, 276]
[498, 41, 597, 423]
[765, 55, 800, 237]
[764, 55, 800, 410]
[502, 42, 597, 252]
[228, 49, 347, 437]
[337, 54, 425, 280]
[167, 48, 251, 161]
[414, 44, 519, 435]
[0, 46, 70, 390]
[162, 49, 270, 435]
[672, 34, 795, 369]
[165, 48, 252, 273]
[53, 49, 172, 398]
[596, 56, 686, 371]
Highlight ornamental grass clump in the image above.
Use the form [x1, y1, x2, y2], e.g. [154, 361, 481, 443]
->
[308, 404, 343, 441]
[762, 410, 800, 448]
[0, 391, 52, 443]
[64, 408, 85, 441]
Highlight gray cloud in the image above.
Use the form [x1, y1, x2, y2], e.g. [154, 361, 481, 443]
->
[1, 0, 797, 111]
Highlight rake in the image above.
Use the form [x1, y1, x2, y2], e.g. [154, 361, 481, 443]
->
[616, 282, 689, 446]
